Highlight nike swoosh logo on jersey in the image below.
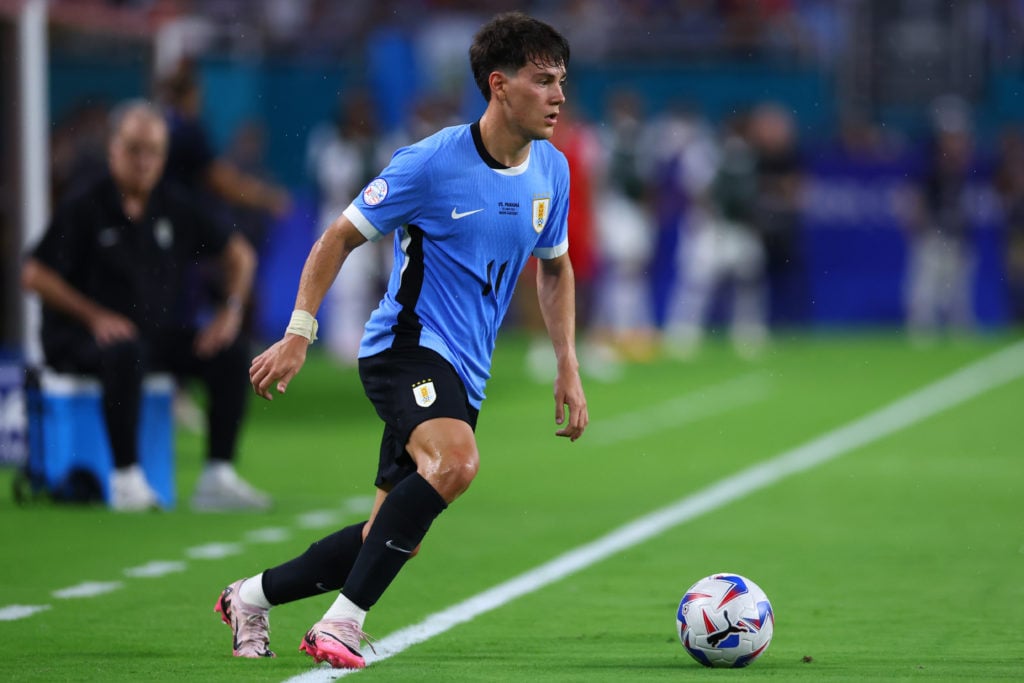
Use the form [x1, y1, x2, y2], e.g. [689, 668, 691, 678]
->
[451, 207, 484, 220]
[385, 539, 413, 554]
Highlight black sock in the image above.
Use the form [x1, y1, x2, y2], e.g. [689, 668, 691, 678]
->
[342, 474, 447, 610]
[261, 521, 365, 605]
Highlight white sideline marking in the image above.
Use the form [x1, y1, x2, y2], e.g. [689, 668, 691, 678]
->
[342, 496, 376, 515]
[0, 497, 369, 621]
[284, 340, 1024, 681]
[0, 605, 50, 621]
[52, 581, 123, 599]
[124, 561, 188, 578]
[595, 372, 772, 445]
[186, 543, 244, 560]
[297, 510, 346, 529]
[246, 527, 293, 543]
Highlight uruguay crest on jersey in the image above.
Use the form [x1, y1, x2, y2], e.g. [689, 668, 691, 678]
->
[532, 196, 551, 233]
[412, 379, 437, 407]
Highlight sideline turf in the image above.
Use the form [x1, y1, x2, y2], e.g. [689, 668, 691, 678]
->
[0, 332, 1021, 682]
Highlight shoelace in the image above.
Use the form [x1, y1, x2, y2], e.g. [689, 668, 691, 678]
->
[327, 619, 378, 655]
[363, 631, 378, 655]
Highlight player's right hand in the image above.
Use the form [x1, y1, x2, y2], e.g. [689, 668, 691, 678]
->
[249, 334, 309, 400]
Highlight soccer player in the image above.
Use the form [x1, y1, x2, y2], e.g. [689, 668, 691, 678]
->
[215, 11, 588, 669]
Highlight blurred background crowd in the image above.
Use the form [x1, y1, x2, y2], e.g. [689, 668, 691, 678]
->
[3, 0, 1024, 459]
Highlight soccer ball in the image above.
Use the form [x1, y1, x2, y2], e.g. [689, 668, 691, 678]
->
[676, 572, 774, 668]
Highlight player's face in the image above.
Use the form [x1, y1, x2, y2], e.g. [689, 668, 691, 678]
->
[109, 112, 168, 196]
[501, 60, 567, 141]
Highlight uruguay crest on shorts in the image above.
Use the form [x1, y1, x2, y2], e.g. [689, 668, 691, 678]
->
[412, 379, 437, 407]
[532, 196, 551, 233]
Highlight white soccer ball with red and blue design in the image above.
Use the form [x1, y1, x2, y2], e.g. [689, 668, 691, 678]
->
[676, 572, 774, 668]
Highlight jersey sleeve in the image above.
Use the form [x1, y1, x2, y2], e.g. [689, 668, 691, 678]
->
[342, 144, 430, 242]
[532, 153, 570, 260]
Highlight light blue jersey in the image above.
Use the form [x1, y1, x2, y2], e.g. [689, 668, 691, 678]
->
[343, 122, 569, 408]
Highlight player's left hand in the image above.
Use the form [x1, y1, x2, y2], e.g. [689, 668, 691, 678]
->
[553, 369, 588, 441]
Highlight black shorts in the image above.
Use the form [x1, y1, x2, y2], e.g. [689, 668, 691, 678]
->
[359, 346, 479, 489]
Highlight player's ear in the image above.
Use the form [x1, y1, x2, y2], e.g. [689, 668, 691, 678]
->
[488, 70, 507, 102]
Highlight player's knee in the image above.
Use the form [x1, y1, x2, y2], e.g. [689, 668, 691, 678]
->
[409, 423, 480, 500]
[449, 445, 480, 492]
[430, 446, 479, 500]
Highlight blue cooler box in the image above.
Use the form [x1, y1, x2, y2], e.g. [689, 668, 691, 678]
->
[26, 371, 176, 507]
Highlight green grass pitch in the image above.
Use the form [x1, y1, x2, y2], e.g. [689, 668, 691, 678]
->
[1, 331, 1022, 681]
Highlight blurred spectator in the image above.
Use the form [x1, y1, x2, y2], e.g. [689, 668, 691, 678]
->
[47, 0, 845, 65]
[833, 111, 906, 164]
[222, 118, 280, 337]
[658, 106, 719, 350]
[21, 100, 268, 512]
[665, 111, 769, 359]
[259, 0, 315, 52]
[903, 95, 979, 342]
[157, 61, 291, 221]
[590, 90, 657, 361]
[542, 0, 615, 61]
[720, 0, 807, 62]
[404, 93, 462, 141]
[748, 102, 805, 324]
[223, 118, 277, 253]
[993, 126, 1024, 323]
[551, 103, 601, 339]
[521, 102, 616, 381]
[305, 91, 397, 364]
[157, 61, 291, 424]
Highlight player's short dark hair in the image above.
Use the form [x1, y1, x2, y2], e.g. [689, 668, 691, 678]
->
[469, 11, 570, 102]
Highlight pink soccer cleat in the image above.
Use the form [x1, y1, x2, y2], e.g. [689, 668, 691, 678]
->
[215, 579, 275, 658]
[299, 617, 374, 669]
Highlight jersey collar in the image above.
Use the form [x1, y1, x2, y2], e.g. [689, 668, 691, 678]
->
[471, 121, 531, 176]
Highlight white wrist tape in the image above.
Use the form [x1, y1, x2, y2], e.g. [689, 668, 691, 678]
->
[286, 309, 318, 342]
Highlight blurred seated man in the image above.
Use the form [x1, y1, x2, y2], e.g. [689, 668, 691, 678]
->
[21, 99, 269, 512]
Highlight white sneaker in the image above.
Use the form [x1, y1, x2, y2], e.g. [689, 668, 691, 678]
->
[191, 462, 271, 512]
[110, 465, 160, 511]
